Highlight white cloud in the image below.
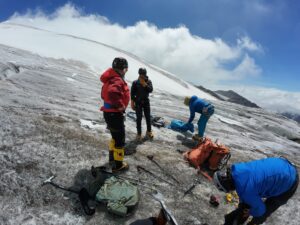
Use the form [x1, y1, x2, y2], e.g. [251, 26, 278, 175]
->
[232, 54, 262, 78]
[237, 36, 262, 52]
[6, 4, 299, 115]
[213, 84, 300, 114]
[7, 3, 263, 87]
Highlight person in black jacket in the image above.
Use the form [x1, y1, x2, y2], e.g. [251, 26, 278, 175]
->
[131, 68, 153, 141]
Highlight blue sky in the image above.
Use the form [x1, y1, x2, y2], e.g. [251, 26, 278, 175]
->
[0, 0, 299, 92]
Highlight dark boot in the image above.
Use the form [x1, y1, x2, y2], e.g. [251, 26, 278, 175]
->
[112, 160, 129, 173]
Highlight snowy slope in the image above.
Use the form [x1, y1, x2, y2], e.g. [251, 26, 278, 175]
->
[0, 23, 300, 225]
[0, 22, 215, 100]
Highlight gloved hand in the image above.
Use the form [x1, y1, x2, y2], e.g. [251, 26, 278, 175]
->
[116, 106, 125, 112]
[131, 101, 136, 110]
[224, 203, 250, 225]
[139, 77, 147, 87]
[242, 208, 250, 219]
[202, 106, 208, 115]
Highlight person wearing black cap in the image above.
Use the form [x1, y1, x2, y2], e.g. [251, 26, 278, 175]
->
[213, 157, 298, 225]
[131, 67, 153, 141]
[100, 57, 130, 172]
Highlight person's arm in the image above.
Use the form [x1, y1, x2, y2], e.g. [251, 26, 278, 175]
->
[131, 81, 137, 102]
[188, 105, 195, 123]
[109, 83, 125, 111]
[241, 194, 266, 218]
[130, 81, 137, 110]
[145, 79, 153, 93]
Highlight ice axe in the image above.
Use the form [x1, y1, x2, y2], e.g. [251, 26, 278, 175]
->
[152, 191, 179, 225]
[146, 155, 180, 184]
[42, 175, 95, 215]
[182, 178, 201, 198]
[42, 175, 79, 194]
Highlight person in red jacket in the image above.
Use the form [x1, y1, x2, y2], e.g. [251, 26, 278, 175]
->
[100, 57, 130, 172]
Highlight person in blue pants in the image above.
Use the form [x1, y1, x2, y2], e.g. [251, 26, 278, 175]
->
[184, 95, 214, 143]
[213, 157, 299, 225]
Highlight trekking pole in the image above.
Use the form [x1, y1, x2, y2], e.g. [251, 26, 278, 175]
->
[146, 155, 180, 184]
[43, 176, 96, 215]
[182, 178, 201, 198]
[42, 175, 79, 194]
[137, 165, 175, 186]
[93, 167, 163, 187]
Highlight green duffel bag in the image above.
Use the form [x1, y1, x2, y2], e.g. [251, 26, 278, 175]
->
[96, 176, 139, 217]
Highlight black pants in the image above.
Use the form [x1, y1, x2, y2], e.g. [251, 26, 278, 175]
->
[250, 173, 299, 225]
[103, 112, 125, 148]
[135, 101, 151, 135]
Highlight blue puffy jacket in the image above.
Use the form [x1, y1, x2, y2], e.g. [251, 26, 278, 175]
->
[231, 157, 297, 217]
[188, 95, 210, 123]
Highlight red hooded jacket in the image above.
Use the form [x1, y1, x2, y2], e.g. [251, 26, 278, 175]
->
[100, 68, 130, 112]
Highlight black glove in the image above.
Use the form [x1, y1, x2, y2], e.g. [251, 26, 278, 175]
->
[224, 203, 250, 225]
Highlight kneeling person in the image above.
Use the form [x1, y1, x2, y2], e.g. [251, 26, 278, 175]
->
[213, 157, 298, 225]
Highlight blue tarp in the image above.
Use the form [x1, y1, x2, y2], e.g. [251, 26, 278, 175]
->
[168, 119, 194, 133]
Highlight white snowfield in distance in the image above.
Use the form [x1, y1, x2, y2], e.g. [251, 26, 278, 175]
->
[0, 22, 216, 100]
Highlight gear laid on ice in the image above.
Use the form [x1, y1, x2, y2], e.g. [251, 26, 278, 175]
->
[96, 176, 139, 217]
[209, 194, 220, 207]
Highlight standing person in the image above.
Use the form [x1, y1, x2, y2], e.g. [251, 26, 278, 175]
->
[213, 157, 299, 225]
[131, 68, 153, 141]
[184, 95, 214, 143]
[100, 57, 130, 172]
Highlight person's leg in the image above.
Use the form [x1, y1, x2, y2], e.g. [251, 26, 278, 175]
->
[144, 101, 152, 133]
[197, 114, 209, 138]
[135, 103, 143, 136]
[104, 112, 127, 171]
[197, 105, 214, 138]
[103, 112, 115, 164]
[249, 175, 299, 225]
[144, 101, 153, 139]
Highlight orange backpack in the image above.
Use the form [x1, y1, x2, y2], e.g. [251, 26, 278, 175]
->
[183, 138, 231, 171]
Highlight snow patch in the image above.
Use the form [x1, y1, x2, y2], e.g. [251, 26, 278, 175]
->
[80, 119, 102, 130]
[215, 114, 243, 126]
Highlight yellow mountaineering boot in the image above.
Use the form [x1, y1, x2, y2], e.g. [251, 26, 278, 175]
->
[108, 139, 115, 165]
[112, 146, 129, 173]
[145, 131, 154, 139]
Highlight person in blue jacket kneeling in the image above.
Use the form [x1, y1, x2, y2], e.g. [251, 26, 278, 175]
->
[213, 157, 299, 225]
[184, 95, 214, 143]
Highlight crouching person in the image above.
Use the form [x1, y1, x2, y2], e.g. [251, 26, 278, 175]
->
[213, 157, 299, 225]
[184, 95, 214, 144]
[100, 57, 130, 172]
